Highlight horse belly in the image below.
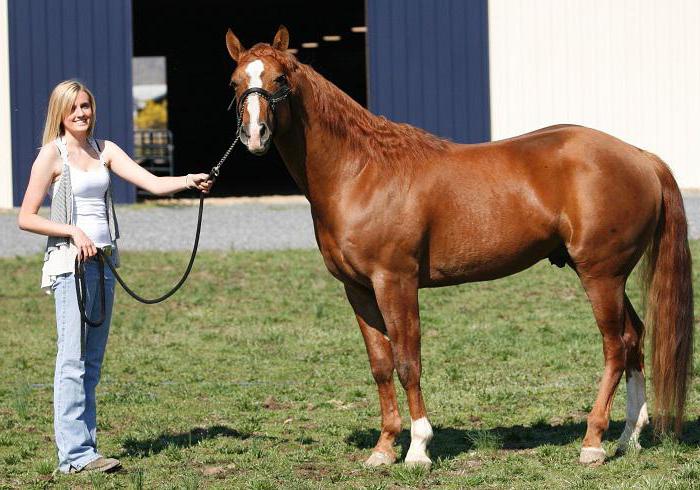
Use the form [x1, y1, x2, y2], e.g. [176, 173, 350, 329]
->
[421, 219, 559, 287]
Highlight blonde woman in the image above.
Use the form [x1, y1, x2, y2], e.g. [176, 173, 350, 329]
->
[18, 80, 211, 474]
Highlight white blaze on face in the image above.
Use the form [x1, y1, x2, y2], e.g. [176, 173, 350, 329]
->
[244, 59, 265, 149]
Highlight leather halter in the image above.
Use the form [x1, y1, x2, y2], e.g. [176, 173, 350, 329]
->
[236, 85, 291, 113]
[227, 83, 292, 129]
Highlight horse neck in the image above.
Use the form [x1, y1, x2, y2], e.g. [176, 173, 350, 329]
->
[274, 69, 366, 207]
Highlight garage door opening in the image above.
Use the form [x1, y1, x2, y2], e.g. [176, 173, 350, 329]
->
[132, 0, 366, 197]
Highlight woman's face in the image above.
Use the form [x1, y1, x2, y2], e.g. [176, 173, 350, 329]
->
[62, 91, 92, 135]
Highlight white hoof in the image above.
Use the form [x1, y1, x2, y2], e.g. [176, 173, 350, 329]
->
[579, 446, 606, 465]
[404, 452, 432, 468]
[364, 451, 395, 467]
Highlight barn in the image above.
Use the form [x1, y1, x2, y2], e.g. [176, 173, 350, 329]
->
[1, 0, 698, 208]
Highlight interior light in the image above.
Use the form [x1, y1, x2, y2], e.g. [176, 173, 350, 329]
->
[301, 42, 319, 48]
[351, 26, 367, 33]
[323, 35, 342, 42]
[287, 48, 299, 54]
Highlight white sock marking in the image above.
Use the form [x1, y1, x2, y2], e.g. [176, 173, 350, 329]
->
[405, 417, 433, 464]
[617, 370, 649, 451]
[244, 59, 264, 149]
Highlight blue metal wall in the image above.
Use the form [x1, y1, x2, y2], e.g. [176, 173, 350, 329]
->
[8, 0, 134, 206]
[366, 0, 490, 143]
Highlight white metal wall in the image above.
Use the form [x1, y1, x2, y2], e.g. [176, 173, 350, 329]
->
[488, 0, 700, 189]
[0, 0, 12, 208]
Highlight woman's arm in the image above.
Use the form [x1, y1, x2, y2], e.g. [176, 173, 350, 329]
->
[17, 145, 98, 259]
[18, 146, 72, 238]
[103, 140, 211, 195]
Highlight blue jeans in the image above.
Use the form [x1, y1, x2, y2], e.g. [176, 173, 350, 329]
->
[52, 260, 115, 473]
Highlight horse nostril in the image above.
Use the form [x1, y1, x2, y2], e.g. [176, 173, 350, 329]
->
[259, 124, 268, 139]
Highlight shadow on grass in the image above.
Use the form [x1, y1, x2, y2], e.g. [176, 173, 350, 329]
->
[346, 418, 700, 461]
[120, 425, 253, 457]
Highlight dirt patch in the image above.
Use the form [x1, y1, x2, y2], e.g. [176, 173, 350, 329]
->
[201, 463, 237, 478]
[295, 462, 333, 480]
[262, 395, 293, 410]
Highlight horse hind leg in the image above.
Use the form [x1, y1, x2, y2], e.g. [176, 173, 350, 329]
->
[615, 294, 649, 455]
[344, 284, 402, 466]
[578, 276, 627, 465]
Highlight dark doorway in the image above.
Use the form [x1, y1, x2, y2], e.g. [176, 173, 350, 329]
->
[132, 0, 366, 197]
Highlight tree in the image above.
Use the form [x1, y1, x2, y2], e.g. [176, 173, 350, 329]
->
[135, 100, 168, 129]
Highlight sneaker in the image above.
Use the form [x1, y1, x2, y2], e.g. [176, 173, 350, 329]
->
[70, 456, 122, 474]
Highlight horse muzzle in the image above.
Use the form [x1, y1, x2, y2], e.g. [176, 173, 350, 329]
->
[231, 84, 290, 156]
[239, 121, 272, 155]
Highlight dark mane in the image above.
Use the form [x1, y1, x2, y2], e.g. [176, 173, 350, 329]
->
[247, 44, 452, 162]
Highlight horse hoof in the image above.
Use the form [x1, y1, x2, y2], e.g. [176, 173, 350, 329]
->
[364, 451, 395, 467]
[614, 440, 642, 457]
[579, 446, 606, 465]
[404, 453, 432, 468]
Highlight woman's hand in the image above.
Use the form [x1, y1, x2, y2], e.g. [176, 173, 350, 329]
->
[185, 173, 214, 194]
[71, 226, 97, 262]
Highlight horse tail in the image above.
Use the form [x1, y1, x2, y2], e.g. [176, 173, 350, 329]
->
[641, 152, 694, 435]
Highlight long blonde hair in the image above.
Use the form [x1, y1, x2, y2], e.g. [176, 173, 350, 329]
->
[42, 80, 96, 145]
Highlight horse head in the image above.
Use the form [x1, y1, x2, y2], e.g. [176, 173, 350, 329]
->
[225, 26, 294, 155]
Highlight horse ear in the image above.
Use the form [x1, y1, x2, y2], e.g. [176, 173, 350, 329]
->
[272, 25, 289, 51]
[226, 28, 244, 62]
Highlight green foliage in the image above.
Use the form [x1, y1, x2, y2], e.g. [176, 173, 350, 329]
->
[134, 100, 168, 129]
[12, 382, 31, 420]
[34, 459, 54, 476]
[466, 428, 502, 453]
[0, 242, 699, 488]
[128, 467, 144, 490]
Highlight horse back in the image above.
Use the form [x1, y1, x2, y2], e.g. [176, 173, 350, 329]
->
[416, 125, 661, 285]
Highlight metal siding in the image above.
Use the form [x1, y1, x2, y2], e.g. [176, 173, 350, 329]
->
[404, 0, 422, 125]
[451, 0, 468, 141]
[46, 1, 64, 81]
[367, 0, 490, 143]
[106, 0, 134, 204]
[472, 0, 490, 139]
[0, 0, 13, 208]
[9, 0, 134, 206]
[9, 0, 31, 208]
[436, 1, 452, 138]
[419, 1, 438, 135]
[489, 0, 700, 188]
[390, 1, 407, 124]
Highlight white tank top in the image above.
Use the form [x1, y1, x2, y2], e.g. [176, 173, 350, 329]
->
[71, 166, 112, 247]
[54, 137, 112, 247]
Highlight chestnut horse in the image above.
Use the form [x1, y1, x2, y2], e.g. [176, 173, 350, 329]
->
[225, 26, 693, 466]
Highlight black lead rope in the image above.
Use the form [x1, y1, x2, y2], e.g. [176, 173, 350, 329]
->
[74, 255, 107, 355]
[75, 81, 292, 356]
[74, 137, 237, 356]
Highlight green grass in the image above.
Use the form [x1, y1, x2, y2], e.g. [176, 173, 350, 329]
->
[1, 242, 699, 488]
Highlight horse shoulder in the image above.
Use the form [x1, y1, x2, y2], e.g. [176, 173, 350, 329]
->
[313, 176, 427, 284]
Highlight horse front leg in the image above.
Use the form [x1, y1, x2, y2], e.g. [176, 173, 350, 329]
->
[372, 273, 433, 467]
[344, 284, 402, 466]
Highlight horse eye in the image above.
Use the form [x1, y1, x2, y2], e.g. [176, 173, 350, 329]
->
[275, 75, 287, 85]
